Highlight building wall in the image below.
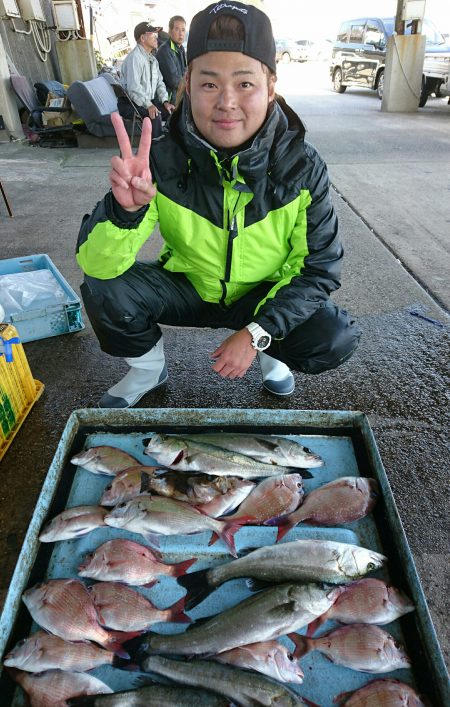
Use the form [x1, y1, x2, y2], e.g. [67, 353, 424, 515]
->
[0, 0, 60, 85]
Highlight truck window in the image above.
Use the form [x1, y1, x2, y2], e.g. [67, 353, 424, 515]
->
[337, 22, 350, 43]
[364, 21, 385, 47]
[349, 24, 365, 43]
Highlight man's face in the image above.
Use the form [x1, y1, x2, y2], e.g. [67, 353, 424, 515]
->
[187, 52, 276, 151]
[170, 21, 186, 46]
[141, 31, 158, 52]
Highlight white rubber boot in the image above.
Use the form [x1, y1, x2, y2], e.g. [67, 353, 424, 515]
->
[98, 338, 168, 409]
[257, 351, 295, 396]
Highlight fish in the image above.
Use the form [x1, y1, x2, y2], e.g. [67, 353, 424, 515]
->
[290, 624, 411, 673]
[89, 582, 191, 631]
[177, 539, 387, 610]
[8, 668, 113, 706]
[195, 480, 256, 518]
[3, 630, 120, 673]
[170, 432, 324, 468]
[276, 477, 379, 542]
[103, 494, 246, 557]
[144, 434, 312, 479]
[99, 466, 162, 506]
[71, 446, 141, 475]
[140, 655, 312, 707]
[212, 639, 304, 684]
[39, 506, 108, 542]
[130, 583, 339, 658]
[219, 474, 304, 525]
[306, 578, 415, 636]
[22, 579, 138, 655]
[67, 684, 233, 706]
[78, 539, 196, 586]
[334, 678, 426, 706]
[147, 471, 253, 505]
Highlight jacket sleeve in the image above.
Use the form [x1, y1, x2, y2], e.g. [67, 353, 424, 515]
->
[254, 143, 343, 339]
[76, 191, 159, 279]
[122, 51, 150, 107]
[156, 44, 178, 97]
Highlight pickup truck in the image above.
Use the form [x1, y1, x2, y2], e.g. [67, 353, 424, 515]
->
[420, 43, 450, 106]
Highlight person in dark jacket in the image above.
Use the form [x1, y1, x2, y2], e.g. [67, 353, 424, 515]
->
[76, 2, 361, 409]
[155, 15, 187, 106]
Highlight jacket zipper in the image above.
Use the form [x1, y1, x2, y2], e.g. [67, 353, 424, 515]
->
[220, 214, 238, 306]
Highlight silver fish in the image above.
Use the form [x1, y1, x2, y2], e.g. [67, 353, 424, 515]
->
[22, 579, 134, 654]
[178, 539, 387, 610]
[78, 539, 196, 586]
[291, 623, 411, 673]
[71, 446, 141, 475]
[39, 506, 108, 542]
[104, 494, 245, 557]
[10, 668, 113, 705]
[213, 639, 304, 683]
[3, 630, 116, 672]
[195, 480, 256, 518]
[145, 434, 300, 479]
[141, 655, 310, 706]
[66, 684, 234, 706]
[306, 578, 415, 635]
[179, 432, 324, 468]
[334, 678, 426, 706]
[99, 466, 161, 506]
[89, 582, 190, 631]
[148, 471, 251, 505]
[135, 583, 339, 657]
[276, 477, 379, 541]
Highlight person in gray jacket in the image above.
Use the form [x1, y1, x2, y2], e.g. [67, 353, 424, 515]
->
[118, 21, 175, 138]
[156, 16, 187, 106]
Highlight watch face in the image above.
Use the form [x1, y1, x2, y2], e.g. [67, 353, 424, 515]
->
[257, 335, 271, 349]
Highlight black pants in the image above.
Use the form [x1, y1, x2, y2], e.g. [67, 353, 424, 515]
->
[81, 262, 361, 375]
[117, 96, 163, 139]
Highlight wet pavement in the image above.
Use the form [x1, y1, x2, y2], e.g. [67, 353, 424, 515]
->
[0, 63, 449, 679]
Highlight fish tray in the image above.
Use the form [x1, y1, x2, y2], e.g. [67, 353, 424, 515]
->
[0, 254, 84, 343]
[0, 408, 448, 706]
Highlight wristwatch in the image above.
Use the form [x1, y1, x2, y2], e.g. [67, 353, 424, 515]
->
[245, 322, 272, 351]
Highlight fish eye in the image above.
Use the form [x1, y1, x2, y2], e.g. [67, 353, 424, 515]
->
[104, 483, 112, 491]
[296, 482, 302, 488]
[287, 652, 294, 661]
[304, 447, 311, 453]
[367, 562, 375, 570]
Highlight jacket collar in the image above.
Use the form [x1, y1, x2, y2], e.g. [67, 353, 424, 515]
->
[170, 97, 305, 188]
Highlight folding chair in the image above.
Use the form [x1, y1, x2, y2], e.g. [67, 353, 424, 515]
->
[10, 75, 76, 147]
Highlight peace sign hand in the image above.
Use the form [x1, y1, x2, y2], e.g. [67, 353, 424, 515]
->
[109, 112, 156, 212]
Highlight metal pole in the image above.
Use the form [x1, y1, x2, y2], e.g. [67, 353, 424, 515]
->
[395, 0, 404, 35]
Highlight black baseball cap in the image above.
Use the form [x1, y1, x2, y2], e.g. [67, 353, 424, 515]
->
[134, 22, 162, 42]
[187, 2, 276, 73]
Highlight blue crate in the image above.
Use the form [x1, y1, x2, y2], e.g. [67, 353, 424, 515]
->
[0, 254, 84, 343]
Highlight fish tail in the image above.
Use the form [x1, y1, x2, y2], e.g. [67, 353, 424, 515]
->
[275, 515, 297, 542]
[105, 629, 143, 658]
[216, 519, 248, 558]
[168, 596, 192, 623]
[306, 614, 326, 637]
[287, 632, 312, 659]
[176, 568, 213, 610]
[171, 557, 197, 577]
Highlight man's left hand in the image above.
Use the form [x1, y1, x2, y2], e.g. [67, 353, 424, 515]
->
[211, 329, 257, 379]
[164, 101, 176, 114]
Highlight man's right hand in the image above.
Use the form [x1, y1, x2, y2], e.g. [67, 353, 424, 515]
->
[109, 112, 156, 212]
[148, 104, 160, 119]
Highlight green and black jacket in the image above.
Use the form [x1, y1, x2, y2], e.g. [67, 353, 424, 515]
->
[76, 97, 343, 340]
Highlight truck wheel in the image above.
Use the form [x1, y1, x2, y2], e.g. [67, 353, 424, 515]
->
[333, 68, 346, 93]
[419, 76, 429, 107]
[376, 69, 384, 100]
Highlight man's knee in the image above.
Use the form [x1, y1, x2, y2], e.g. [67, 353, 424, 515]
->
[280, 306, 361, 375]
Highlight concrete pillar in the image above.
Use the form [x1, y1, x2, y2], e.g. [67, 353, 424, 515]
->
[381, 34, 426, 112]
[55, 38, 97, 85]
[0, 34, 24, 140]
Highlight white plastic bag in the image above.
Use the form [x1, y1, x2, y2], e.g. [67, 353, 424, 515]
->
[0, 270, 68, 317]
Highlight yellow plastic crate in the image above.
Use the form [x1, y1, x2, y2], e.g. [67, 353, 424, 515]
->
[0, 324, 44, 461]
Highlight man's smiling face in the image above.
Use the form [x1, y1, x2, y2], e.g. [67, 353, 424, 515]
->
[187, 51, 276, 151]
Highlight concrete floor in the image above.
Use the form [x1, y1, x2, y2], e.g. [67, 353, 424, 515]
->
[0, 63, 449, 696]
